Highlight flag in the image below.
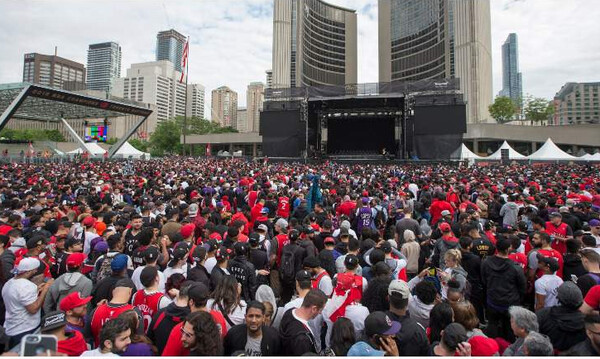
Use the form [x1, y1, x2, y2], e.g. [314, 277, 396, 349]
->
[206, 143, 211, 156]
[179, 37, 189, 83]
[27, 142, 34, 158]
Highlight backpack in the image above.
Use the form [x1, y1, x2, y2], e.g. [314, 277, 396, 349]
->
[280, 245, 298, 283]
[374, 206, 386, 229]
[97, 253, 117, 282]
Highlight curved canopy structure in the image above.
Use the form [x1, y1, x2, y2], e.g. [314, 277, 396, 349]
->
[487, 141, 526, 160]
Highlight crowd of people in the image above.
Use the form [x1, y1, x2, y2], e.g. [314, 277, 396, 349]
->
[0, 157, 599, 356]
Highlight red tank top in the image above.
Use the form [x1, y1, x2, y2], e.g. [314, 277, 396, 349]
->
[90, 303, 134, 346]
[312, 271, 330, 290]
[133, 290, 165, 333]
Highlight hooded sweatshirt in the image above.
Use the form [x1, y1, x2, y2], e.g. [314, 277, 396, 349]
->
[481, 256, 526, 309]
[255, 285, 285, 330]
[500, 201, 519, 227]
[57, 330, 88, 356]
[407, 295, 435, 328]
[43, 271, 93, 313]
[146, 302, 190, 354]
[536, 305, 586, 352]
[279, 309, 318, 356]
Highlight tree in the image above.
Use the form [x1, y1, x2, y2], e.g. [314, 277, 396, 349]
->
[524, 96, 554, 125]
[489, 96, 517, 124]
[0, 128, 66, 142]
[149, 120, 182, 156]
[128, 138, 148, 152]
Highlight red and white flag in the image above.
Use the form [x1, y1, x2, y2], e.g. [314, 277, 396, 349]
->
[179, 37, 189, 83]
[27, 142, 35, 157]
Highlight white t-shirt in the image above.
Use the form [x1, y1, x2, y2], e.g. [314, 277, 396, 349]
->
[535, 274, 563, 308]
[206, 298, 247, 330]
[80, 348, 118, 357]
[205, 257, 217, 274]
[131, 265, 166, 293]
[163, 265, 188, 281]
[2, 278, 40, 336]
[315, 272, 333, 297]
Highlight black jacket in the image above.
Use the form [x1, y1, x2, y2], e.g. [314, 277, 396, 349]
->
[210, 266, 228, 291]
[318, 249, 337, 277]
[537, 306, 586, 352]
[461, 251, 484, 295]
[279, 309, 317, 355]
[561, 338, 599, 356]
[228, 256, 258, 301]
[147, 303, 190, 354]
[188, 264, 210, 288]
[563, 254, 587, 282]
[386, 311, 429, 356]
[249, 248, 269, 286]
[481, 255, 526, 309]
[314, 231, 332, 252]
[223, 324, 281, 356]
[471, 237, 496, 259]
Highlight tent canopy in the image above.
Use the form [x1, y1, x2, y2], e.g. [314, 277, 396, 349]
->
[527, 138, 576, 161]
[451, 144, 484, 160]
[487, 141, 526, 160]
[112, 141, 150, 159]
[67, 142, 106, 155]
[581, 153, 600, 161]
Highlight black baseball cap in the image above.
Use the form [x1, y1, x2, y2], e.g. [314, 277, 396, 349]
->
[296, 270, 312, 282]
[144, 246, 160, 262]
[248, 232, 260, 246]
[344, 254, 359, 269]
[303, 256, 320, 268]
[234, 242, 249, 256]
[364, 311, 401, 337]
[169, 247, 188, 267]
[41, 311, 67, 332]
[537, 253, 560, 273]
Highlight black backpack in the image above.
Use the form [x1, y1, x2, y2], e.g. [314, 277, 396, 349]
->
[280, 245, 298, 284]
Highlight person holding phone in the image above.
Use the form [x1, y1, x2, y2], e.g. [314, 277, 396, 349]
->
[347, 311, 400, 356]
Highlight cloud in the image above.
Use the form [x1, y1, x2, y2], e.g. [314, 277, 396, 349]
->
[0, 0, 598, 120]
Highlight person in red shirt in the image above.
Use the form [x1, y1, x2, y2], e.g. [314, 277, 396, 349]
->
[546, 212, 573, 255]
[40, 311, 87, 357]
[132, 266, 170, 333]
[534, 232, 564, 279]
[430, 193, 454, 225]
[580, 285, 600, 315]
[336, 195, 356, 218]
[508, 236, 527, 272]
[90, 279, 138, 346]
[277, 192, 291, 219]
[162, 283, 227, 356]
[273, 218, 289, 266]
[249, 198, 265, 229]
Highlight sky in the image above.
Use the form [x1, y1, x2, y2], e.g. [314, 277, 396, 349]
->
[0, 0, 599, 118]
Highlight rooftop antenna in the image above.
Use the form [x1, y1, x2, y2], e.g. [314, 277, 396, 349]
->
[162, 2, 172, 28]
[54, 46, 57, 56]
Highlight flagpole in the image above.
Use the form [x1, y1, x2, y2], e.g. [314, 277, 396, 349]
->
[183, 36, 190, 156]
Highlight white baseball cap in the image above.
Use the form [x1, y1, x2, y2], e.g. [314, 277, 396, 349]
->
[12, 257, 40, 274]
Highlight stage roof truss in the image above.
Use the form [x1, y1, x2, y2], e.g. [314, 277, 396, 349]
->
[0, 83, 153, 158]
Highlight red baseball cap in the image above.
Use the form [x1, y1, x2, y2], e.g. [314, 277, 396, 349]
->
[60, 292, 92, 312]
[66, 252, 87, 268]
[82, 216, 96, 227]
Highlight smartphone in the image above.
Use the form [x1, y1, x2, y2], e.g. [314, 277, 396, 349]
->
[428, 267, 437, 277]
[20, 334, 57, 356]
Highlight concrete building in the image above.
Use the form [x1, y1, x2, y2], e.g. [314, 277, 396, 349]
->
[22, 53, 85, 90]
[112, 60, 186, 122]
[553, 82, 600, 125]
[211, 86, 238, 128]
[266, 70, 273, 89]
[378, 0, 493, 124]
[236, 108, 248, 132]
[272, 0, 357, 88]
[187, 84, 205, 119]
[156, 29, 187, 72]
[246, 82, 265, 133]
[86, 42, 122, 92]
[499, 33, 523, 108]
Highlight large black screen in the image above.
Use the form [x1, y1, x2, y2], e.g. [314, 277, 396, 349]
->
[327, 117, 396, 155]
[260, 111, 304, 157]
[413, 105, 466, 135]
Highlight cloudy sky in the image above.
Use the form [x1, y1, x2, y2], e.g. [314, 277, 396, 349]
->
[0, 0, 598, 117]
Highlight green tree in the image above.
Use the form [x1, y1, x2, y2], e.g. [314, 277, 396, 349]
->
[524, 96, 554, 125]
[489, 96, 517, 124]
[149, 120, 182, 156]
[0, 128, 65, 142]
[128, 138, 148, 152]
[106, 138, 119, 145]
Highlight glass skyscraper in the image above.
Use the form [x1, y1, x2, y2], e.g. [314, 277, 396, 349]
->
[87, 42, 122, 92]
[500, 33, 523, 107]
[156, 29, 186, 72]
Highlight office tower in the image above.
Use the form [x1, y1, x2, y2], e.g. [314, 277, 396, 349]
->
[87, 42, 122, 92]
[156, 29, 187, 72]
[246, 82, 265, 133]
[266, 70, 273, 89]
[553, 82, 600, 125]
[500, 33, 523, 107]
[112, 60, 186, 122]
[379, 0, 493, 123]
[187, 84, 206, 119]
[22, 52, 86, 90]
[272, 0, 357, 88]
[211, 86, 238, 128]
[236, 108, 248, 132]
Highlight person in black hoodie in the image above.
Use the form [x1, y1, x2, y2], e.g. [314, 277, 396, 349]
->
[563, 239, 586, 282]
[279, 289, 327, 355]
[561, 314, 600, 356]
[459, 236, 485, 323]
[210, 247, 231, 291]
[481, 237, 526, 342]
[248, 233, 270, 286]
[537, 281, 587, 352]
[188, 246, 210, 288]
[147, 283, 192, 353]
[223, 301, 280, 356]
[228, 242, 258, 301]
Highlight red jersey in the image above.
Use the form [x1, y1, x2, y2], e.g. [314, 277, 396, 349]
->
[509, 252, 528, 271]
[133, 290, 165, 333]
[277, 196, 290, 218]
[536, 248, 564, 279]
[546, 222, 570, 255]
[90, 303, 134, 346]
[248, 191, 259, 208]
[275, 233, 289, 266]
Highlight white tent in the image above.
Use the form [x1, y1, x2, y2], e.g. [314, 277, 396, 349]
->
[487, 141, 526, 160]
[451, 144, 484, 160]
[527, 138, 576, 161]
[112, 141, 150, 159]
[67, 142, 106, 155]
[581, 153, 600, 161]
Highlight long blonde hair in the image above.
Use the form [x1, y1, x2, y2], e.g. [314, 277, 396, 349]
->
[444, 248, 462, 265]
